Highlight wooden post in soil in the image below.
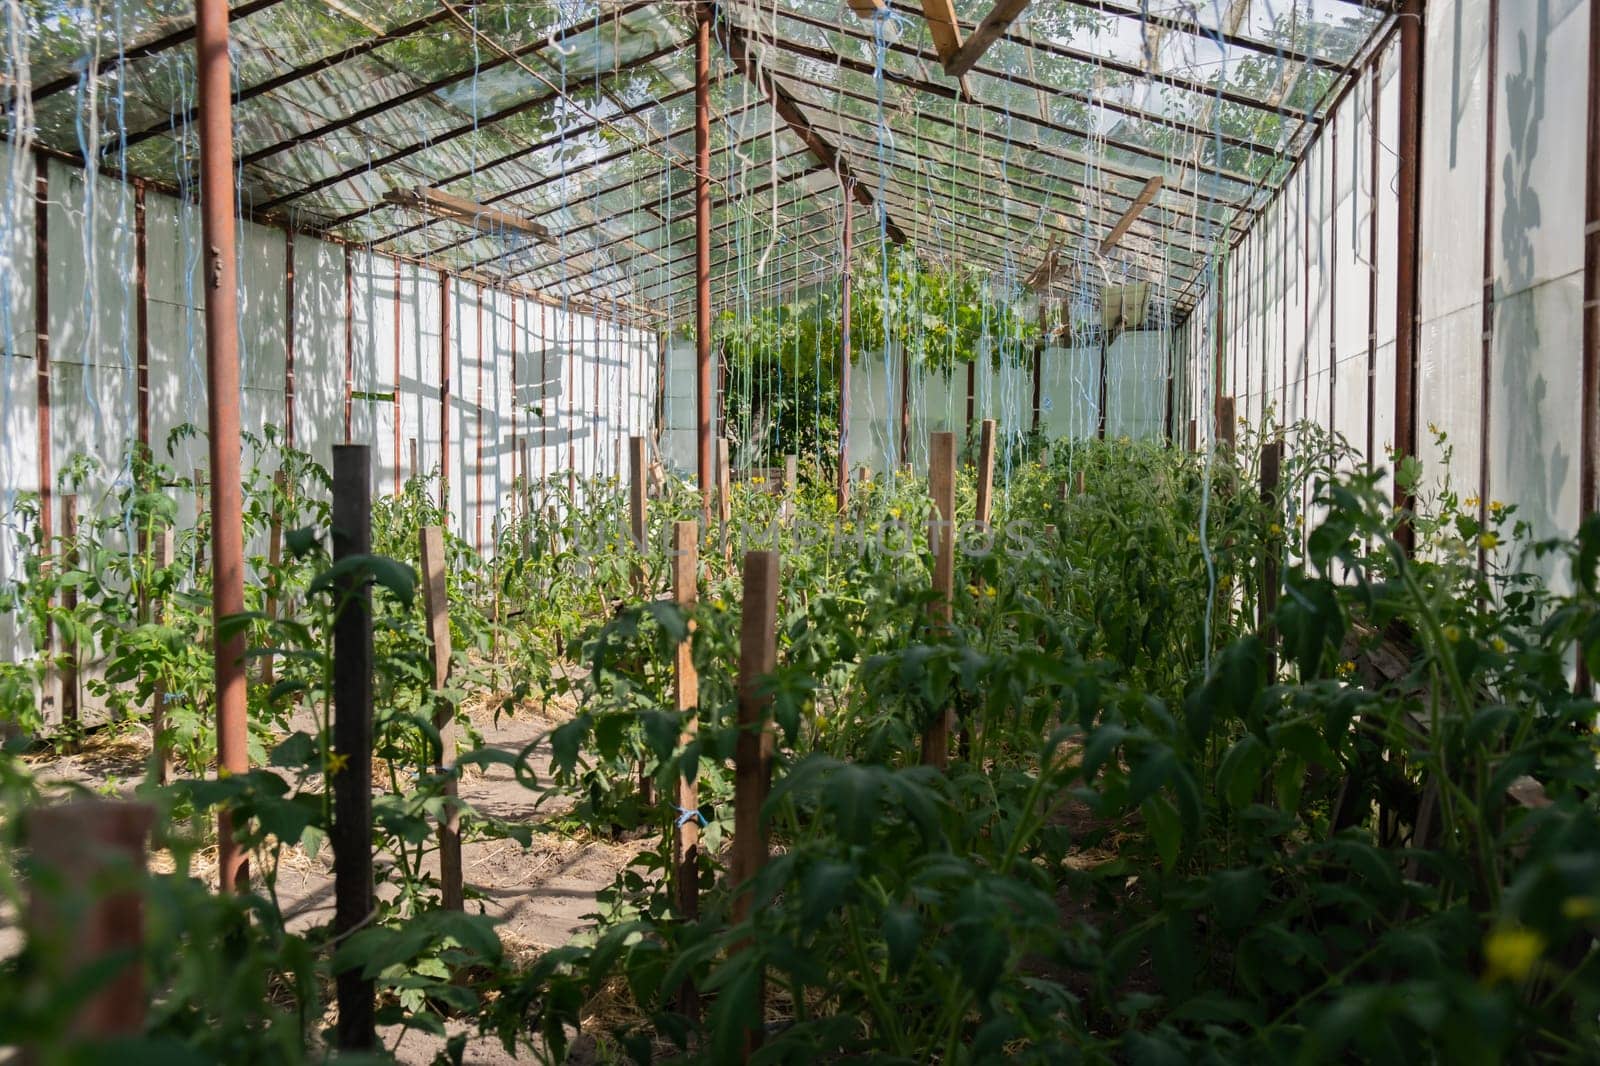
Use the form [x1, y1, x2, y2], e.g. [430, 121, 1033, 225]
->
[975, 419, 996, 529]
[717, 437, 733, 562]
[149, 529, 175, 786]
[780, 453, 798, 524]
[731, 549, 779, 1059]
[26, 800, 153, 1049]
[60, 495, 79, 728]
[629, 436, 648, 596]
[1259, 441, 1283, 681]
[419, 525, 463, 912]
[192, 467, 208, 577]
[331, 445, 376, 1051]
[1216, 396, 1237, 452]
[922, 432, 957, 769]
[671, 520, 701, 1017]
[1075, 469, 1086, 496]
[263, 470, 287, 687]
[409, 437, 419, 484]
[1186, 419, 1198, 454]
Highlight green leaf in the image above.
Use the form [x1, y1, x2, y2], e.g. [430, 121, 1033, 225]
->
[882, 905, 920, 975]
[1142, 794, 1181, 872]
[1216, 735, 1269, 810]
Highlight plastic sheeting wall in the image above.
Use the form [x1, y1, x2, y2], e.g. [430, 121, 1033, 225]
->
[0, 150, 657, 665]
[1178, 1, 1589, 590]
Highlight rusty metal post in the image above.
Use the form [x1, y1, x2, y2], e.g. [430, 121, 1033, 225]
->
[1583, 0, 1600, 691]
[731, 549, 778, 1059]
[671, 520, 700, 1017]
[1216, 396, 1237, 452]
[838, 188, 853, 512]
[696, 6, 714, 532]
[34, 165, 51, 549]
[1392, 0, 1424, 555]
[284, 229, 296, 451]
[440, 271, 452, 512]
[26, 801, 153, 1047]
[196, 0, 249, 893]
[331, 445, 376, 1048]
[717, 436, 733, 561]
[148, 528, 175, 786]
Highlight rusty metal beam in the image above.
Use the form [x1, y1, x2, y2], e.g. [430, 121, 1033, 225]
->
[1392, 0, 1422, 554]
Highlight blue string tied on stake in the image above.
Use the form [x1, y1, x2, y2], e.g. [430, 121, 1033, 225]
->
[675, 805, 707, 829]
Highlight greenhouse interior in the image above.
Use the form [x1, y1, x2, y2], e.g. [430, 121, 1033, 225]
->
[1, 0, 1599, 1060]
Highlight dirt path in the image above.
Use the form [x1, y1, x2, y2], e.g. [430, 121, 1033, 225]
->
[4, 691, 649, 1063]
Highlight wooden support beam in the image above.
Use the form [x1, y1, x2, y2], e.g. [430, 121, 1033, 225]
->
[331, 445, 376, 1050]
[419, 525, 462, 912]
[920, 0, 964, 64]
[944, 0, 1032, 78]
[629, 436, 648, 581]
[672, 520, 701, 1018]
[1099, 177, 1164, 255]
[922, 432, 957, 770]
[732, 549, 779, 1059]
[1216, 396, 1237, 452]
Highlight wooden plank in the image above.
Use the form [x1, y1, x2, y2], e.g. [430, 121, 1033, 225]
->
[944, 0, 1032, 78]
[331, 446, 376, 1051]
[26, 801, 153, 1046]
[731, 548, 779, 1059]
[671, 520, 700, 1018]
[780, 453, 798, 523]
[419, 525, 462, 912]
[920, 0, 964, 63]
[1099, 176, 1164, 255]
[717, 437, 733, 562]
[383, 186, 550, 241]
[629, 435, 649, 592]
[975, 419, 996, 527]
[922, 432, 957, 769]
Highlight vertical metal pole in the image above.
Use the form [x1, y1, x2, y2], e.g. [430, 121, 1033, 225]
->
[838, 189, 852, 511]
[196, 0, 248, 893]
[922, 431, 956, 770]
[1032, 302, 1045, 433]
[898, 350, 911, 466]
[135, 184, 150, 452]
[1217, 396, 1237, 452]
[263, 470, 285, 689]
[1478, 0, 1500, 573]
[393, 257, 403, 497]
[332, 445, 375, 1049]
[1581, 0, 1600, 691]
[284, 229, 296, 451]
[1393, 0, 1425, 554]
[966, 359, 976, 430]
[717, 436, 732, 561]
[34, 163, 51, 547]
[343, 246, 355, 442]
[440, 272, 452, 512]
[629, 436, 648, 585]
[148, 527, 174, 786]
[731, 548, 778, 1060]
[1366, 61, 1381, 470]
[672, 519, 700, 1019]
[475, 286, 485, 552]
[696, 7, 714, 531]
[60, 495, 78, 728]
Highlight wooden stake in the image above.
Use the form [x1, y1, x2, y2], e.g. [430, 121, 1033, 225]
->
[192, 467, 208, 577]
[1186, 418, 1198, 454]
[331, 446, 376, 1051]
[923, 432, 956, 769]
[975, 419, 996, 527]
[717, 437, 732, 562]
[780, 453, 798, 523]
[1260, 441, 1283, 681]
[1216, 396, 1237, 452]
[263, 470, 286, 687]
[629, 436, 648, 594]
[26, 801, 153, 1047]
[732, 549, 779, 1058]
[419, 525, 463, 912]
[60, 495, 79, 728]
[149, 528, 174, 786]
[671, 521, 700, 1017]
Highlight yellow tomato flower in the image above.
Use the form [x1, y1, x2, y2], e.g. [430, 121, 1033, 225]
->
[1186, 532, 1199, 545]
[325, 751, 350, 776]
[966, 584, 980, 597]
[751, 476, 765, 485]
[1268, 522, 1283, 536]
[1464, 494, 1480, 509]
[1491, 637, 1507, 654]
[983, 586, 997, 599]
[1479, 532, 1500, 550]
[1561, 896, 1598, 921]
[1338, 659, 1356, 678]
[888, 507, 902, 520]
[712, 597, 726, 611]
[1443, 624, 1462, 643]
[1482, 925, 1544, 985]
